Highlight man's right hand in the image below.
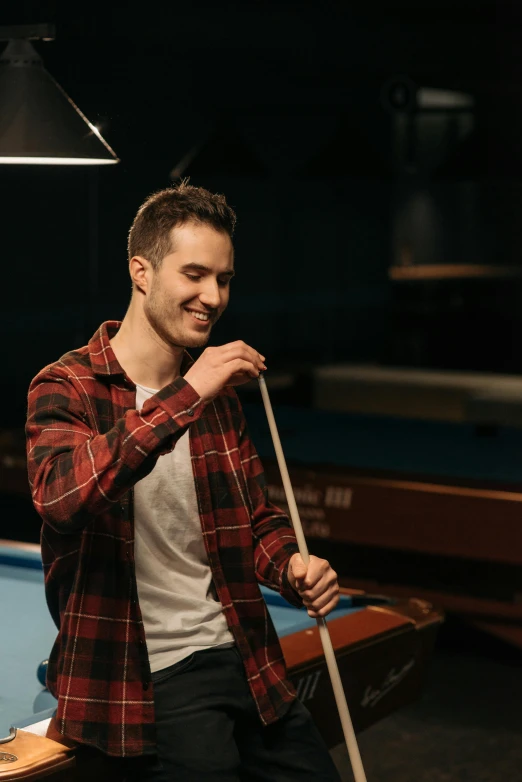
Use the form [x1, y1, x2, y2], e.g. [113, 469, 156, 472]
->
[184, 341, 266, 403]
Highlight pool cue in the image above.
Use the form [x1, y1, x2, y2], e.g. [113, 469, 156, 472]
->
[258, 374, 368, 782]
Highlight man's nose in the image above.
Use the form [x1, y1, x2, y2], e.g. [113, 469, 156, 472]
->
[198, 278, 221, 308]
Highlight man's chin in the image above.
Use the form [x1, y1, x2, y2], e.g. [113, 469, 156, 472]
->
[183, 339, 210, 349]
[178, 330, 212, 349]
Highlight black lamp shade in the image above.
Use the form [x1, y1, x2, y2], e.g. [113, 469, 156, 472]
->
[0, 40, 118, 165]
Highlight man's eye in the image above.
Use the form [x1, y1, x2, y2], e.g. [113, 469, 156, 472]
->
[185, 274, 201, 281]
[218, 278, 231, 287]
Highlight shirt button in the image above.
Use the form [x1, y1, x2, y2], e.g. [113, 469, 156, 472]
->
[143, 681, 150, 691]
[187, 408, 194, 417]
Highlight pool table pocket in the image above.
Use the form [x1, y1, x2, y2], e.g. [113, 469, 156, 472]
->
[0, 725, 75, 780]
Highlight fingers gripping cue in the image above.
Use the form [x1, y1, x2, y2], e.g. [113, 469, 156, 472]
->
[257, 374, 368, 782]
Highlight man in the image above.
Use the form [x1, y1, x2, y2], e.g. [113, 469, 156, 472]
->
[26, 182, 341, 781]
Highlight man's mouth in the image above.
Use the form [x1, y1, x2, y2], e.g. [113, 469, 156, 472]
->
[184, 308, 211, 322]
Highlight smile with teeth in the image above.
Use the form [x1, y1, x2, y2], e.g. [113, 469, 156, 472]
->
[185, 308, 210, 322]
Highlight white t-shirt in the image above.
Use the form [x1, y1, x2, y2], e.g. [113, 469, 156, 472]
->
[133, 383, 234, 673]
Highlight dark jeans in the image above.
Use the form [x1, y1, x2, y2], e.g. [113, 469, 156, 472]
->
[124, 645, 341, 782]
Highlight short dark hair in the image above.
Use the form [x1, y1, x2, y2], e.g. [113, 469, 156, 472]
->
[128, 180, 237, 269]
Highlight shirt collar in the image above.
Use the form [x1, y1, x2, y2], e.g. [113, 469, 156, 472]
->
[88, 321, 194, 379]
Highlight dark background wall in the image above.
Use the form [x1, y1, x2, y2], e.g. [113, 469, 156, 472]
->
[1, 0, 520, 428]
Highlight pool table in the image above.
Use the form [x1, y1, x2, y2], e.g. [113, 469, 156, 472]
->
[2, 381, 521, 644]
[241, 400, 522, 647]
[0, 540, 441, 779]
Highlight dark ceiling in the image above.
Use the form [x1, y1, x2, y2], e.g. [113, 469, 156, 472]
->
[0, 0, 518, 169]
[0, 0, 520, 418]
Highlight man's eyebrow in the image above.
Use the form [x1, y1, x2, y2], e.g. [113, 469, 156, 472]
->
[180, 263, 235, 277]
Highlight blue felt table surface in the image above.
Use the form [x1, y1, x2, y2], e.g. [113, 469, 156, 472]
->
[0, 557, 57, 736]
[260, 585, 359, 635]
[0, 547, 360, 735]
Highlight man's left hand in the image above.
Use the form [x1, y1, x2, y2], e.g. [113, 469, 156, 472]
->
[287, 553, 340, 618]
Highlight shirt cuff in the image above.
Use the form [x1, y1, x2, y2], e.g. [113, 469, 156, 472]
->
[279, 553, 304, 608]
[149, 376, 204, 428]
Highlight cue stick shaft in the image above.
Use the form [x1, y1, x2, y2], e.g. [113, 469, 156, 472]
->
[258, 374, 368, 782]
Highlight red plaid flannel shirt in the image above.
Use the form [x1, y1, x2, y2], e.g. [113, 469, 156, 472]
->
[26, 321, 301, 757]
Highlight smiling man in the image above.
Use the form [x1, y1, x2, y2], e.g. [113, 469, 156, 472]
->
[26, 183, 341, 781]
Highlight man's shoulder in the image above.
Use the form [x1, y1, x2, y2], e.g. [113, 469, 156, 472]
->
[31, 344, 93, 385]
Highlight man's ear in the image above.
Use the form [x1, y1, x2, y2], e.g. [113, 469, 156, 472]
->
[129, 256, 151, 294]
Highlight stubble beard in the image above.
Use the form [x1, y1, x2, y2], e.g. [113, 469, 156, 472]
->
[145, 284, 215, 350]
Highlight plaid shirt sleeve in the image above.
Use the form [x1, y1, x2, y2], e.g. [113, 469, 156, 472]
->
[26, 364, 203, 532]
[234, 396, 302, 608]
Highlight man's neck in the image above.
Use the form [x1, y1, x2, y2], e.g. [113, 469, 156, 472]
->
[110, 305, 185, 391]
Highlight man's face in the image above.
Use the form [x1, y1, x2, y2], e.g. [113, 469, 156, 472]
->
[143, 221, 234, 349]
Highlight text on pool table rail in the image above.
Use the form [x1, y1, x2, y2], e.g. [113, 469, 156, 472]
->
[360, 659, 416, 708]
[293, 659, 416, 708]
[267, 482, 353, 538]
